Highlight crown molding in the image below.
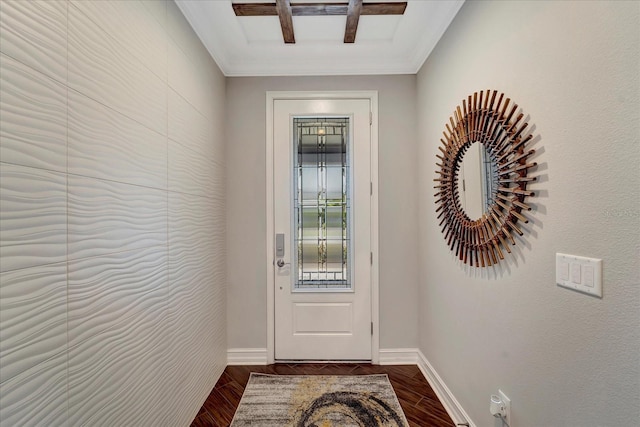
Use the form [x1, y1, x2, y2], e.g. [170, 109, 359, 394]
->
[176, 0, 465, 77]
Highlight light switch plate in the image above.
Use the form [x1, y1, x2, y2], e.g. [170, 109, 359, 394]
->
[556, 253, 602, 297]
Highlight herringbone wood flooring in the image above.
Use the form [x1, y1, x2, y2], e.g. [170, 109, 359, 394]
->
[190, 364, 455, 427]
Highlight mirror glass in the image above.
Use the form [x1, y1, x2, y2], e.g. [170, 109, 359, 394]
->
[456, 142, 498, 220]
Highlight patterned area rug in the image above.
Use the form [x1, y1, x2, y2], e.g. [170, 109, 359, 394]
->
[230, 373, 410, 427]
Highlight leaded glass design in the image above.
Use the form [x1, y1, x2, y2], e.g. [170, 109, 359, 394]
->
[293, 117, 351, 289]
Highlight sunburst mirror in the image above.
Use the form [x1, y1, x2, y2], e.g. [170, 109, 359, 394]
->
[435, 90, 538, 267]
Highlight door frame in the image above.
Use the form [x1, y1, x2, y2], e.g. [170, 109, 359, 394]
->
[266, 91, 379, 364]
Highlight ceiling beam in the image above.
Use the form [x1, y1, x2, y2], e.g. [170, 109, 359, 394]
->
[233, 2, 407, 17]
[361, 2, 407, 15]
[291, 3, 348, 16]
[232, 3, 278, 16]
[344, 0, 363, 43]
[275, 0, 295, 43]
[232, 2, 407, 44]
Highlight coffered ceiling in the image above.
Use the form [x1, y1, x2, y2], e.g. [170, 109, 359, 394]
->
[175, 0, 465, 76]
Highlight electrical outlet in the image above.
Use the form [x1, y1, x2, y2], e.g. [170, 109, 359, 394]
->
[498, 390, 511, 427]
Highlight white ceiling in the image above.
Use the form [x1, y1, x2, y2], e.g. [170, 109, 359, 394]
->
[175, 0, 465, 77]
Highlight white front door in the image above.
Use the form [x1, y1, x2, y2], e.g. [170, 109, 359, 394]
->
[273, 98, 372, 361]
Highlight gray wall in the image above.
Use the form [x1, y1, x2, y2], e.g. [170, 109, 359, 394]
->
[226, 76, 419, 350]
[0, 1, 227, 425]
[416, 1, 639, 426]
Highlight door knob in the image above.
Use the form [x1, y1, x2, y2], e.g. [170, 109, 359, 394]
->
[277, 259, 291, 268]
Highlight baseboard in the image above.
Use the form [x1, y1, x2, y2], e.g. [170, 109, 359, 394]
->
[378, 348, 420, 365]
[380, 348, 474, 427]
[416, 350, 476, 427]
[227, 348, 268, 365]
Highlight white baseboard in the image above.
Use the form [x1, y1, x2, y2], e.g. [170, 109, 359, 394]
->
[416, 350, 476, 427]
[378, 348, 420, 365]
[380, 348, 474, 427]
[227, 348, 268, 365]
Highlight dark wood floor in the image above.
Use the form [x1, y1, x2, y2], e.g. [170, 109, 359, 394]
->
[191, 364, 455, 427]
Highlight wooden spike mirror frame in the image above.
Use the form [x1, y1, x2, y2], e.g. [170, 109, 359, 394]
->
[435, 90, 537, 267]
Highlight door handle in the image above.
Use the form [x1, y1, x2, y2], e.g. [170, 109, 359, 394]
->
[277, 259, 288, 268]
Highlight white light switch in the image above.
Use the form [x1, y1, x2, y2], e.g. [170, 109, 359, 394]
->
[571, 263, 581, 284]
[558, 261, 569, 281]
[556, 253, 603, 297]
[583, 265, 594, 287]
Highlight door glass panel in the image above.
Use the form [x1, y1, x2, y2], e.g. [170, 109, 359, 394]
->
[293, 117, 351, 289]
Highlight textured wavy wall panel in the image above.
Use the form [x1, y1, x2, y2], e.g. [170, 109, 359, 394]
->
[68, 90, 168, 189]
[0, 349, 67, 426]
[67, 247, 167, 344]
[68, 5, 167, 136]
[0, 55, 67, 173]
[166, 0, 217, 102]
[168, 192, 220, 323]
[167, 192, 226, 424]
[68, 176, 167, 260]
[0, 0, 67, 84]
[166, 0, 203, 65]
[169, 139, 222, 198]
[0, 164, 67, 273]
[165, 0, 226, 163]
[169, 89, 212, 158]
[67, 247, 168, 426]
[0, 1, 227, 425]
[0, 264, 68, 426]
[207, 102, 227, 163]
[0, 263, 67, 381]
[168, 39, 215, 119]
[69, 0, 167, 80]
[141, 0, 167, 29]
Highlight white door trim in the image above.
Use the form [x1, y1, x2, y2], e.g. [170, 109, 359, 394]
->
[266, 91, 379, 364]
